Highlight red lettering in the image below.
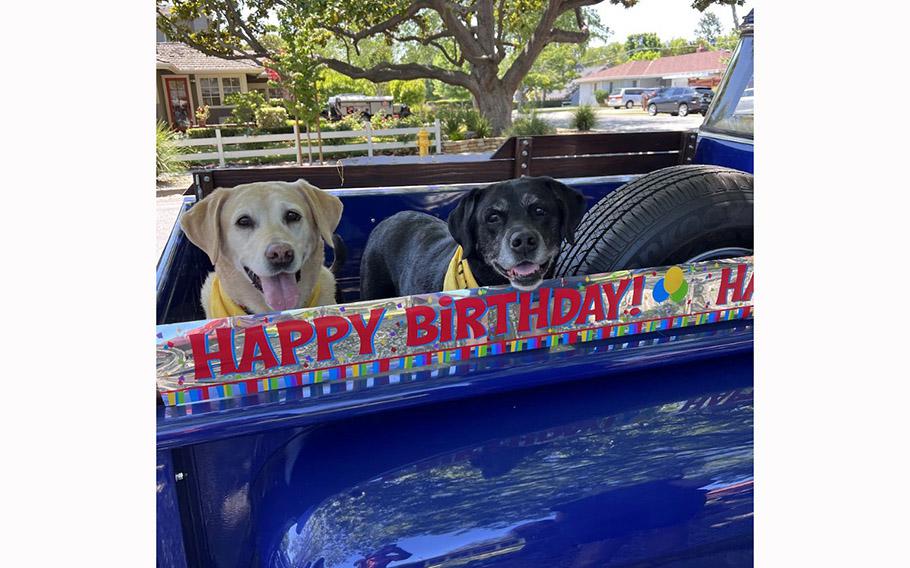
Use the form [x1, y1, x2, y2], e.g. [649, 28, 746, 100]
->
[550, 288, 581, 327]
[406, 306, 438, 346]
[439, 296, 454, 342]
[742, 274, 754, 302]
[348, 308, 386, 356]
[277, 320, 314, 366]
[716, 264, 749, 305]
[236, 325, 279, 373]
[518, 288, 551, 333]
[190, 327, 237, 380]
[455, 297, 487, 340]
[485, 292, 518, 336]
[313, 316, 351, 361]
[602, 278, 631, 320]
[575, 284, 606, 324]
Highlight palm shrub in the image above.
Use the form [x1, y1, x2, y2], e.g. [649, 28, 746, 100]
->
[572, 105, 596, 131]
[507, 111, 555, 136]
[440, 108, 465, 141]
[156, 121, 185, 177]
[464, 109, 492, 138]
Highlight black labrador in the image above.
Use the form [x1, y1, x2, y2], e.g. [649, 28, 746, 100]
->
[359, 176, 585, 299]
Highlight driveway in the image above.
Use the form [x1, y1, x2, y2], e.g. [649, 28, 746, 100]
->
[514, 107, 704, 132]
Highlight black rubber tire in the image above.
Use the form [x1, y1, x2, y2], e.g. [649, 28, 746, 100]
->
[678, 103, 689, 116]
[554, 165, 753, 276]
[648, 103, 658, 116]
[625, 100, 634, 109]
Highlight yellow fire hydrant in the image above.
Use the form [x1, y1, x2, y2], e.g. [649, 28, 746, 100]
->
[417, 128, 430, 156]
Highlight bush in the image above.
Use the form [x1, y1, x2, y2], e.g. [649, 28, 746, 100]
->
[572, 105, 596, 132]
[440, 108, 466, 141]
[156, 122, 185, 177]
[255, 105, 289, 129]
[225, 91, 266, 124]
[463, 109, 492, 139]
[507, 111, 555, 136]
[594, 90, 610, 105]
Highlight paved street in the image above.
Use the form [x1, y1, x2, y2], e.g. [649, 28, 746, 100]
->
[515, 107, 704, 132]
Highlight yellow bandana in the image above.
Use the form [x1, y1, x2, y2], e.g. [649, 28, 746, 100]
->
[443, 245, 479, 291]
[207, 274, 322, 318]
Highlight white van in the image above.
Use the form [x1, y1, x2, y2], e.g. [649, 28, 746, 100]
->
[607, 88, 647, 109]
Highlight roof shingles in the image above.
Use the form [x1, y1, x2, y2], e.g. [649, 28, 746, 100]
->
[156, 42, 262, 73]
[578, 50, 729, 83]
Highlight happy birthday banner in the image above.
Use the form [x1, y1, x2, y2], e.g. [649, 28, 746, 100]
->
[156, 257, 753, 406]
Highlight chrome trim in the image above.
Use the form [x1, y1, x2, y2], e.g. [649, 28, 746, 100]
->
[326, 174, 643, 197]
[696, 129, 754, 146]
[686, 248, 753, 263]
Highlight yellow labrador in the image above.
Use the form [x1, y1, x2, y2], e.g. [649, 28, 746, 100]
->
[181, 179, 343, 318]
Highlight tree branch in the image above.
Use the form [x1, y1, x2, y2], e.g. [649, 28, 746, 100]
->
[425, 0, 490, 63]
[319, 58, 477, 90]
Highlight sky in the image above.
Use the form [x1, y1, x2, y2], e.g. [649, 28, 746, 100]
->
[593, 0, 756, 45]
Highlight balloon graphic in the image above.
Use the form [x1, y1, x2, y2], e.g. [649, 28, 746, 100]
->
[664, 266, 684, 294]
[670, 280, 688, 303]
[652, 279, 669, 302]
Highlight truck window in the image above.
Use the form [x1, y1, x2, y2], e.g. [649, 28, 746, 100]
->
[703, 35, 754, 139]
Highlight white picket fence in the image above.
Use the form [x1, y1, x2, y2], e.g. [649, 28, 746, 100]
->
[173, 119, 442, 165]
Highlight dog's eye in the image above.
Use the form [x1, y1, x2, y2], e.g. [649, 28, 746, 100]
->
[533, 206, 547, 217]
[235, 215, 253, 228]
[284, 210, 302, 223]
[486, 212, 502, 223]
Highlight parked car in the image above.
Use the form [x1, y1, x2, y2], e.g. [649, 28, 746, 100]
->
[647, 86, 715, 117]
[607, 87, 646, 109]
[640, 87, 667, 110]
[735, 87, 754, 115]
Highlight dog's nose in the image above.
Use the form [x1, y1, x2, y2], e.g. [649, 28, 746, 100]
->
[265, 243, 294, 266]
[509, 231, 538, 254]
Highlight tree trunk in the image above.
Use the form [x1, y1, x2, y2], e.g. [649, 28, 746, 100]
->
[474, 88, 514, 136]
[730, 4, 739, 29]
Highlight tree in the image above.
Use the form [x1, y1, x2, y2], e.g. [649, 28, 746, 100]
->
[388, 79, 427, 106]
[579, 42, 628, 68]
[694, 12, 722, 45]
[157, 0, 640, 135]
[522, 43, 583, 101]
[624, 32, 662, 59]
[664, 37, 693, 56]
[691, 0, 745, 31]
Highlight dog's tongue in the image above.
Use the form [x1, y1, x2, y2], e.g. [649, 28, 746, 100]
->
[510, 262, 540, 277]
[260, 272, 300, 312]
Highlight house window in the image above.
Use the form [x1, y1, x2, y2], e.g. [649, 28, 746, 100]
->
[222, 77, 242, 96]
[199, 78, 221, 106]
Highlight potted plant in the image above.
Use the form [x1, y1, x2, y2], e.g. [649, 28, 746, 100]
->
[195, 105, 211, 127]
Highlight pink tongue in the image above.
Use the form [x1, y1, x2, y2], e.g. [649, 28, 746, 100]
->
[260, 272, 300, 312]
[510, 262, 540, 277]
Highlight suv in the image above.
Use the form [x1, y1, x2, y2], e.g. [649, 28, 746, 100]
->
[647, 86, 715, 116]
[607, 88, 646, 109]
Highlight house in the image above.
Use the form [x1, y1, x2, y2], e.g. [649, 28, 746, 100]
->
[156, 42, 275, 128]
[575, 50, 730, 106]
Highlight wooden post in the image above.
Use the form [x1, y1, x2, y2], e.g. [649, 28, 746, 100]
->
[366, 121, 374, 158]
[434, 118, 442, 154]
[316, 119, 324, 164]
[214, 127, 225, 167]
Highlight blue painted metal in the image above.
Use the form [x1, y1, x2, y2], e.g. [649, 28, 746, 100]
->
[693, 134, 753, 173]
[157, 450, 189, 568]
[162, 341, 752, 567]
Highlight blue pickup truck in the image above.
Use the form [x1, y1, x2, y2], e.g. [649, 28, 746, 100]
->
[157, 13, 754, 568]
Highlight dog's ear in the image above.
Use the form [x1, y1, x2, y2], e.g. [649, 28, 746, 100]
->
[447, 185, 483, 256]
[295, 179, 343, 247]
[543, 177, 586, 245]
[180, 188, 232, 265]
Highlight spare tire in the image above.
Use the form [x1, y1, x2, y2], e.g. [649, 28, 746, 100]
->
[555, 165, 753, 276]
